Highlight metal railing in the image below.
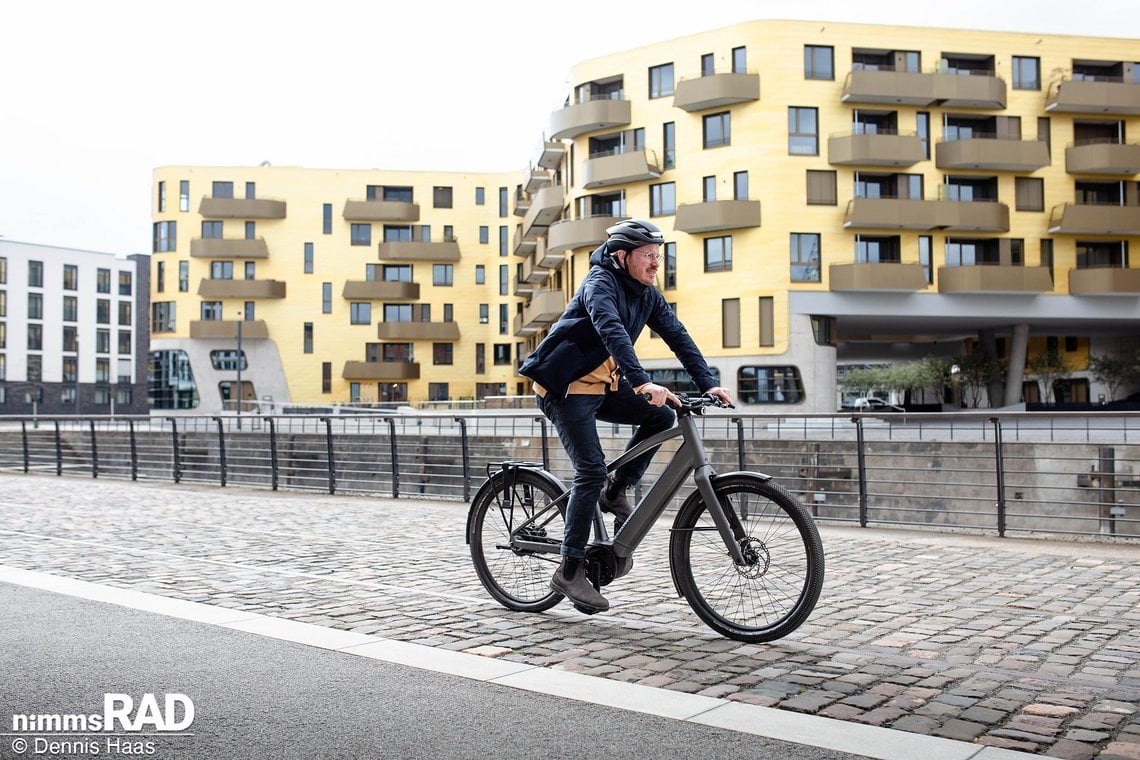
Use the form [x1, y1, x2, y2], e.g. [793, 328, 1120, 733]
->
[1, 411, 1137, 540]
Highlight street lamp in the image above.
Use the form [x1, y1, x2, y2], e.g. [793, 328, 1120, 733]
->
[236, 310, 243, 429]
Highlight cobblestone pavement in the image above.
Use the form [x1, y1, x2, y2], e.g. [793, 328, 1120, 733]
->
[1, 473, 1137, 759]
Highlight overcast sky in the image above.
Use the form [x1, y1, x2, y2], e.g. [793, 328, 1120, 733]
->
[2, 0, 1137, 256]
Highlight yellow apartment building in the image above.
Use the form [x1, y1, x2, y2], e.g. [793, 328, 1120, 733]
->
[150, 20, 1140, 414]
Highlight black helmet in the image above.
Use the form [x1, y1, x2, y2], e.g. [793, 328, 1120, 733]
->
[605, 219, 664, 252]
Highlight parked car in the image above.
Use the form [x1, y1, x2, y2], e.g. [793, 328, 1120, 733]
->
[852, 397, 905, 412]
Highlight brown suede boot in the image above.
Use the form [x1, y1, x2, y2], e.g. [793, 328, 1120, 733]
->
[598, 477, 633, 532]
[550, 557, 609, 613]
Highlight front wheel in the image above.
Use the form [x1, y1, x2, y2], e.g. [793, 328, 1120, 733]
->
[469, 468, 566, 612]
[670, 475, 824, 642]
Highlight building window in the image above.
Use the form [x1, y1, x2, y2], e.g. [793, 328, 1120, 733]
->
[855, 235, 901, 263]
[210, 261, 234, 279]
[804, 45, 834, 80]
[704, 236, 732, 272]
[152, 302, 176, 333]
[499, 265, 508, 295]
[919, 236, 933, 285]
[493, 344, 511, 366]
[701, 53, 714, 76]
[28, 293, 43, 319]
[199, 301, 221, 321]
[322, 203, 333, 234]
[733, 171, 748, 200]
[790, 233, 821, 282]
[433, 186, 453, 208]
[118, 330, 132, 354]
[499, 226, 508, 255]
[304, 242, 314, 273]
[1041, 239, 1054, 283]
[179, 180, 189, 212]
[212, 181, 233, 199]
[178, 261, 189, 292]
[63, 295, 78, 322]
[475, 187, 485, 205]
[97, 298, 112, 323]
[703, 112, 731, 148]
[703, 176, 716, 202]
[322, 282, 332, 313]
[722, 298, 741, 348]
[499, 303, 509, 335]
[351, 224, 371, 246]
[97, 268, 111, 293]
[119, 271, 132, 295]
[657, 123, 675, 171]
[649, 63, 674, 98]
[433, 343, 454, 365]
[155, 261, 165, 293]
[738, 366, 804, 404]
[118, 301, 132, 326]
[663, 242, 677, 290]
[758, 297, 774, 347]
[304, 323, 313, 354]
[806, 170, 837, 205]
[732, 46, 746, 73]
[1012, 56, 1040, 90]
[384, 304, 413, 322]
[153, 221, 177, 252]
[350, 303, 372, 325]
[62, 264, 78, 290]
[475, 265, 485, 285]
[433, 264, 454, 286]
[788, 107, 819, 155]
[479, 226, 489, 245]
[321, 362, 332, 393]
[499, 187, 508, 217]
[917, 112, 931, 159]
[210, 351, 248, 371]
[96, 330, 110, 353]
[1015, 177, 1045, 212]
[479, 304, 489, 324]
[202, 220, 223, 239]
[650, 182, 676, 216]
[244, 221, 255, 240]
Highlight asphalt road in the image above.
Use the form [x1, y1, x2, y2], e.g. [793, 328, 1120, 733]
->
[0, 583, 869, 760]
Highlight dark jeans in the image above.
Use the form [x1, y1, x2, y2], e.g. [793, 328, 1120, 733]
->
[537, 382, 676, 558]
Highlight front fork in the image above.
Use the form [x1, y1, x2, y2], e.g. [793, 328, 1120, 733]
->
[693, 464, 750, 565]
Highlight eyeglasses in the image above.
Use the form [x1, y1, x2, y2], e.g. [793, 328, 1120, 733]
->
[630, 251, 663, 264]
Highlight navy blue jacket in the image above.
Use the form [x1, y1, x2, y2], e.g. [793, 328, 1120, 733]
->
[518, 243, 718, 397]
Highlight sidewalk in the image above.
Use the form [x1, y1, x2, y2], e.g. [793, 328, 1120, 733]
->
[0, 473, 1136, 759]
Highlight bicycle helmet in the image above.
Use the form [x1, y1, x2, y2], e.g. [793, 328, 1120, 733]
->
[605, 219, 665, 252]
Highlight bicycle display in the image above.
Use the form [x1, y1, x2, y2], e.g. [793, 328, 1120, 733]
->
[466, 393, 824, 642]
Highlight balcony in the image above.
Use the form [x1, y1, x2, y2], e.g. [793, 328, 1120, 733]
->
[190, 237, 269, 259]
[844, 198, 1009, 232]
[547, 215, 618, 253]
[342, 361, 420, 381]
[522, 251, 550, 284]
[342, 200, 420, 222]
[342, 281, 419, 300]
[536, 139, 566, 170]
[1068, 267, 1140, 295]
[535, 237, 566, 269]
[937, 265, 1054, 294]
[512, 187, 531, 217]
[189, 319, 269, 340]
[522, 185, 564, 237]
[842, 68, 1006, 108]
[514, 277, 536, 297]
[525, 167, 554, 195]
[828, 132, 925, 167]
[512, 224, 537, 257]
[377, 240, 461, 262]
[674, 200, 761, 234]
[1046, 79, 1140, 115]
[197, 279, 286, 299]
[581, 149, 662, 189]
[936, 137, 1050, 172]
[199, 197, 286, 219]
[672, 72, 760, 112]
[376, 322, 460, 341]
[548, 98, 631, 141]
[828, 262, 927, 292]
[1048, 203, 1140, 235]
[518, 289, 567, 333]
[1065, 141, 1140, 174]
[513, 312, 538, 338]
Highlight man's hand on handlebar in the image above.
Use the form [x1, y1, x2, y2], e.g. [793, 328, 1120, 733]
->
[704, 386, 736, 408]
[639, 382, 682, 408]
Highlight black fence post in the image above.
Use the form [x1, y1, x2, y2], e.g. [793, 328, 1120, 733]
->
[731, 417, 746, 471]
[322, 417, 336, 495]
[89, 419, 98, 478]
[21, 421, 30, 474]
[386, 417, 400, 498]
[128, 419, 138, 481]
[854, 417, 869, 528]
[54, 420, 63, 476]
[456, 417, 471, 501]
[214, 417, 227, 487]
[992, 417, 1007, 537]
[168, 417, 182, 484]
[537, 417, 549, 470]
[268, 417, 279, 491]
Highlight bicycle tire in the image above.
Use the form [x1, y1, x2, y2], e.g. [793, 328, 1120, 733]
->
[670, 474, 824, 642]
[469, 468, 566, 612]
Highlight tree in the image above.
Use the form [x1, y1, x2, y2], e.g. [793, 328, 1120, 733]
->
[954, 349, 995, 408]
[1026, 347, 1071, 405]
[1088, 354, 1136, 402]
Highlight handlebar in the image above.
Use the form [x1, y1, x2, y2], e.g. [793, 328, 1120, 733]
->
[642, 391, 735, 413]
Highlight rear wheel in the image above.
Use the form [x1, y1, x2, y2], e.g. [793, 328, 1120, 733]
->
[469, 468, 566, 612]
[670, 475, 824, 642]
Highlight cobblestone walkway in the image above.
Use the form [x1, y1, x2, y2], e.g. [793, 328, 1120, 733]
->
[1, 473, 1137, 759]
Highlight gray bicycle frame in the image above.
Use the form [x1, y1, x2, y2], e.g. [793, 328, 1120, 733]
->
[511, 408, 751, 565]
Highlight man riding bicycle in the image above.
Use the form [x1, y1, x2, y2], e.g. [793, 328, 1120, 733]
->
[518, 219, 734, 613]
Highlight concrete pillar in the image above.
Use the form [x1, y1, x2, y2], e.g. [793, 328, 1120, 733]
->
[1004, 323, 1030, 407]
